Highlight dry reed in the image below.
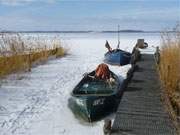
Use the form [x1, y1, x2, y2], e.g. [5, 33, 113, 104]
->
[158, 27, 180, 117]
[0, 33, 66, 77]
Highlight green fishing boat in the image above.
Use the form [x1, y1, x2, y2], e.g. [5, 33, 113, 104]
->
[68, 70, 122, 122]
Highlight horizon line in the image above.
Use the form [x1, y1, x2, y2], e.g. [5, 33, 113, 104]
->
[0, 30, 175, 33]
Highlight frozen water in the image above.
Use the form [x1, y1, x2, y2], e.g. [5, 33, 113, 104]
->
[0, 32, 160, 135]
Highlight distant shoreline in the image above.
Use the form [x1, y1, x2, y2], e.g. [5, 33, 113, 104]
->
[0, 30, 177, 34]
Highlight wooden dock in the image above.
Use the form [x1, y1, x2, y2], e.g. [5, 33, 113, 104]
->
[111, 54, 176, 135]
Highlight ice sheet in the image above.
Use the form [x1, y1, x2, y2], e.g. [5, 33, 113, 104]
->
[0, 33, 160, 135]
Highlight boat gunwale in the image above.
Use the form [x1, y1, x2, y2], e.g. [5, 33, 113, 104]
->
[104, 49, 132, 56]
[71, 70, 121, 97]
[71, 92, 118, 97]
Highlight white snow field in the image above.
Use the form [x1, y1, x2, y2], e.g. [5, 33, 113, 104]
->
[0, 33, 160, 135]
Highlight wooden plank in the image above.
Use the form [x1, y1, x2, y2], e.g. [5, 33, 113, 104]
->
[111, 54, 176, 135]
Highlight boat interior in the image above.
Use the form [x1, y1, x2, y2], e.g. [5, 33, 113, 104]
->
[73, 71, 120, 96]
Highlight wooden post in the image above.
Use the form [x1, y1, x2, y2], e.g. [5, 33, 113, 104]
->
[131, 45, 141, 65]
[155, 46, 160, 64]
[136, 39, 144, 48]
[103, 119, 111, 135]
[28, 49, 31, 72]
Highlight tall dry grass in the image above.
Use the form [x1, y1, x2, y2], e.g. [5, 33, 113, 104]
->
[158, 28, 180, 118]
[0, 33, 66, 77]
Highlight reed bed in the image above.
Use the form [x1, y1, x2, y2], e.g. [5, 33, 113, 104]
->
[158, 28, 180, 119]
[0, 33, 66, 77]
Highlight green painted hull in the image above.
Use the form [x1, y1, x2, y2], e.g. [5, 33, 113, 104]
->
[68, 95, 120, 122]
[68, 71, 122, 122]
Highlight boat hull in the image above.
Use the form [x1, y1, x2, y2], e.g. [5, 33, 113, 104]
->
[104, 49, 131, 66]
[68, 95, 120, 122]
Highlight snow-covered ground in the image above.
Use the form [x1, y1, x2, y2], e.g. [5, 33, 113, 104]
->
[0, 33, 160, 135]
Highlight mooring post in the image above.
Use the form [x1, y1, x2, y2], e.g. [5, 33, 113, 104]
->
[28, 49, 31, 72]
[137, 39, 144, 47]
[103, 119, 112, 135]
[155, 46, 160, 64]
[131, 45, 141, 65]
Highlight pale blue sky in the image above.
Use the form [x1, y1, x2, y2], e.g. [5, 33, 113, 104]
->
[0, 0, 179, 31]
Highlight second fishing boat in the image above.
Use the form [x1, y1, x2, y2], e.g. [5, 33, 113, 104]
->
[104, 25, 132, 66]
